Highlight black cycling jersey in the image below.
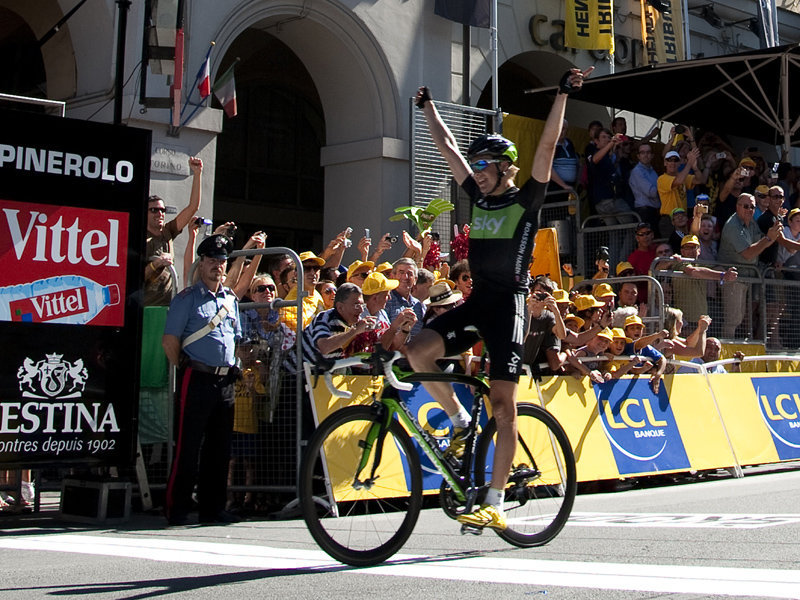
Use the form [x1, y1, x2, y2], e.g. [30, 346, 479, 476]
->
[461, 176, 548, 293]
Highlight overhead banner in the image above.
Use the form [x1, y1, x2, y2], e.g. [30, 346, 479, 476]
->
[0, 108, 150, 468]
[565, 0, 615, 53]
[640, 0, 685, 65]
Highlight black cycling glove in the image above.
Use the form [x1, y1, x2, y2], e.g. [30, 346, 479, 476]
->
[558, 71, 579, 95]
[416, 86, 432, 109]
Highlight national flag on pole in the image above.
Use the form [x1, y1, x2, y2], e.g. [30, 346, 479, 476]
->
[434, 0, 490, 29]
[196, 56, 210, 99]
[213, 62, 237, 118]
[565, 0, 615, 54]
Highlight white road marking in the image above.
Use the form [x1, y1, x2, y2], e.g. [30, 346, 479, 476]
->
[564, 512, 800, 529]
[0, 534, 799, 598]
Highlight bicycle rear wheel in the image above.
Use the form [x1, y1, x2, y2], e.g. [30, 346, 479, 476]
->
[299, 405, 422, 566]
[474, 403, 576, 547]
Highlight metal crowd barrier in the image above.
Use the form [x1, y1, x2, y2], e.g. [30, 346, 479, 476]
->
[649, 257, 765, 343]
[577, 213, 640, 278]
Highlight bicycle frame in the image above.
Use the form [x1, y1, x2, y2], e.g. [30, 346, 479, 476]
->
[355, 371, 491, 508]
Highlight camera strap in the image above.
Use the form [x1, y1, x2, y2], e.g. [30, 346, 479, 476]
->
[182, 295, 237, 350]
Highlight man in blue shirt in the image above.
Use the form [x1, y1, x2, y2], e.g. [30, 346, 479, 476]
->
[629, 143, 660, 232]
[384, 258, 425, 339]
[162, 234, 242, 526]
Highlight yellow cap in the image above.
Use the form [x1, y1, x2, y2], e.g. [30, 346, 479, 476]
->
[574, 294, 605, 311]
[564, 314, 585, 328]
[596, 328, 614, 342]
[624, 315, 644, 328]
[616, 261, 635, 276]
[611, 327, 632, 342]
[299, 251, 325, 266]
[347, 259, 374, 280]
[681, 234, 700, 247]
[361, 272, 399, 295]
[376, 261, 393, 274]
[552, 288, 570, 303]
[593, 283, 616, 299]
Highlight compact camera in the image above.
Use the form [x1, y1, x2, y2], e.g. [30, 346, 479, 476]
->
[385, 234, 398, 244]
[595, 246, 610, 262]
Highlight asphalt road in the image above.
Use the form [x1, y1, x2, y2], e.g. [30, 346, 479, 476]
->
[1, 466, 799, 599]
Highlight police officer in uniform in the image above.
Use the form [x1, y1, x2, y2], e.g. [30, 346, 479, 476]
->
[162, 234, 242, 525]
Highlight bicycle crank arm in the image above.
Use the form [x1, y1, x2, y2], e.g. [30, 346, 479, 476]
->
[460, 524, 484, 536]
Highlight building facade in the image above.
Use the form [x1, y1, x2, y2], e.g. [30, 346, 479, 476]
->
[2, 0, 800, 279]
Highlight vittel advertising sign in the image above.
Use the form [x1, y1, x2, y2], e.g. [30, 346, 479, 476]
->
[595, 379, 690, 475]
[0, 200, 128, 326]
[0, 108, 150, 467]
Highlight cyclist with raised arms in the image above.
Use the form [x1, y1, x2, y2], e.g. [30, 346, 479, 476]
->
[407, 67, 592, 531]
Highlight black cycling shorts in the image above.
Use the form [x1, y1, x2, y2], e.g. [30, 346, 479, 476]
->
[424, 289, 528, 382]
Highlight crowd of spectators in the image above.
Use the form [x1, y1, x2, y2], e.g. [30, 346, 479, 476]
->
[561, 118, 800, 345]
[142, 121, 800, 515]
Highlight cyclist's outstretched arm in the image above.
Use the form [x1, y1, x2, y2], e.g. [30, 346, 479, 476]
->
[531, 67, 593, 184]
[415, 86, 472, 186]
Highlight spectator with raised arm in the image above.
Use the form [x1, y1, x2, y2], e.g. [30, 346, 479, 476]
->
[718, 193, 783, 338]
[145, 157, 204, 305]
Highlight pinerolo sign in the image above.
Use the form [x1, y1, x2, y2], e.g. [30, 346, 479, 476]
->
[0, 108, 150, 467]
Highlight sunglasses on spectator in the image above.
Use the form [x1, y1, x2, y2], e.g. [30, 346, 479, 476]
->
[321, 288, 336, 295]
[460, 274, 472, 281]
[738, 204, 755, 210]
[769, 194, 785, 199]
[148, 207, 166, 214]
[756, 193, 768, 198]
[469, 159, 503, 172]
[352, 272, 369, 279]
[636, 229, 653, 236]
[302, 263, 321, 272]
[254, 284, 276, 293]
[665, 157, 680, 162]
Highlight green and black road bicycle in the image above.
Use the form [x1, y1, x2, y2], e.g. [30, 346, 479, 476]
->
[299, 347, 577, 567]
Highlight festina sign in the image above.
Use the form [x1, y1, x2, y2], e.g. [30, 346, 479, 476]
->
[0, 108, 150, 467]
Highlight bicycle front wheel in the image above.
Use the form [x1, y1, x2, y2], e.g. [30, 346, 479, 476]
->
[474, 403, 577, 547]
[299, 405, 422, 566]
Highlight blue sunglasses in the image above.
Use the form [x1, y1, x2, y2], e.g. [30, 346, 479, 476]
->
[469, 159, 503, 172]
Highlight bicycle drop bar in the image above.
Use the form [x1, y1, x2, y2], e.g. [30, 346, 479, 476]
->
[321, 351, 413, 399]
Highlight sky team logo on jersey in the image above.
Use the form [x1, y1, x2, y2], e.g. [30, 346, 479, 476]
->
[751, 377, 800, 460]
[470, 204, 524, 239]
[595, 379, 690, 475]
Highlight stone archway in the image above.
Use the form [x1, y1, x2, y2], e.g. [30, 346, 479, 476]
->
[210, 1, 406, 246]
[0, 0, 76, 100]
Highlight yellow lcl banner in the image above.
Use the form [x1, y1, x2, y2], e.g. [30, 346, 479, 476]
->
[640, 0, 685, 65]
[565, 0, 615, 53]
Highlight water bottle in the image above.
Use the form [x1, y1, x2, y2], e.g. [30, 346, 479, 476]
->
[0, 275, 120, 325]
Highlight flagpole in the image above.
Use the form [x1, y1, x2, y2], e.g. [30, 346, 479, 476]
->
[181, 41, 214, 117]
[491, 0, 500, 133]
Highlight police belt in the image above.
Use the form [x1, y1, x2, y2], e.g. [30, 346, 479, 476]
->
[188, 359, 234, 376]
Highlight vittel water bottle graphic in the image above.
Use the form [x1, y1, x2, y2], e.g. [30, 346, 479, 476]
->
[0, 275, 120, 325]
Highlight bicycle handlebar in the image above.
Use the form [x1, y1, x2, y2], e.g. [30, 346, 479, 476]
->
[320, 351, 414, 399]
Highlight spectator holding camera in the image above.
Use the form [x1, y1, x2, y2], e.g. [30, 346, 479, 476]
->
[145, 157, 203, 305]
[657, 147, 706, 238]
[586, 128, 631, 221]
[348, 272, 417, 355]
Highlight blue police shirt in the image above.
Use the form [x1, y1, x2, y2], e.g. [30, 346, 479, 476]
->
[164, 281, 241, 367]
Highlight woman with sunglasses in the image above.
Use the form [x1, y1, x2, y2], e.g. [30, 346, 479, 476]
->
[450, 259, 472, 299]
[409, 67, 592, 532]
[316, 280, 337, 310]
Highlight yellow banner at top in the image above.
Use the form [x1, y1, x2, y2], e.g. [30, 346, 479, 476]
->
[640, 0, 685, 65]
[565, 0, 615, 53]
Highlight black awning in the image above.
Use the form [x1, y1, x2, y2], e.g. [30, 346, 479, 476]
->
[527, 44, 800, 149]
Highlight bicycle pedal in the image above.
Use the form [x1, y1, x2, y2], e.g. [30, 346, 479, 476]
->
[460, 523, 484, 536]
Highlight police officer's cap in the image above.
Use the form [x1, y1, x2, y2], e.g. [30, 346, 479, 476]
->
[197, 234, 233, 260]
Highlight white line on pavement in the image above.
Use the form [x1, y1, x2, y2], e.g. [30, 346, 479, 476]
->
[1, 534, 799, 597]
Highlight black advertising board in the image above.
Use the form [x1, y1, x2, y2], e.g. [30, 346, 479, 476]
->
[0, 108, 150, 468]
